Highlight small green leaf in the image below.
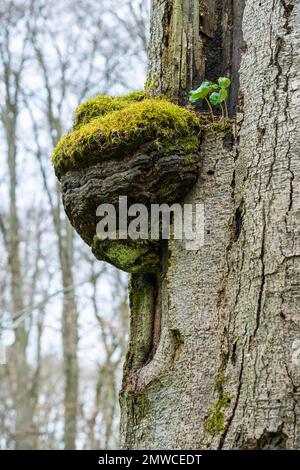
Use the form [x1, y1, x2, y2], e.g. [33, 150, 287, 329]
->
[218, 77, 231, 89]
[189, 81, 212, 103]
[199, 81, 213, 93]
[189, 96, 201, 104]
[209, 92, 220, 106]
[218, 88, 228, 102]
[189, 91, 200, 100]
[212, 84, 219, 90]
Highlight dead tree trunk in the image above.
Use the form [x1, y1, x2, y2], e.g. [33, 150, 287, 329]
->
[120, 0, 300, 449]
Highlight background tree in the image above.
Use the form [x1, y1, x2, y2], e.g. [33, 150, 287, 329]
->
[0, 0, 149, 450]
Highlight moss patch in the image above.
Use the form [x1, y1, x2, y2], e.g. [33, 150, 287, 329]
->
[52, 97, 200, 177]
[93, 238, 160, 273]
[204, 371, 231, 436]
[204, 393, 231, 436]
[199, 116, 234, 136]
[74, 90, 146, 128]
[213, 371, 226, 394]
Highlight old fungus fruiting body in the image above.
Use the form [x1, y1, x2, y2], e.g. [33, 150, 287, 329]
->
[52, 92, 201, 272]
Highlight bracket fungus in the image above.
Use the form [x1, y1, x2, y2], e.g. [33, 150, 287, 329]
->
[52, 91, 201, 273]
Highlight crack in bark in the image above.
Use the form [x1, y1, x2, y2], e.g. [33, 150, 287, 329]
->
[231, 231, 246, 335]
[218, 332, 247, 449]
[253, 206, 266, 338]
[287, 140, 294, 212]
[266, 35, 282, 188]
[267, 0, 294, 188]
[234, 200, 244, 242]
[284, 43, 294, 213]
[280, 0, 294, 34]
[284, 361, 298, 446]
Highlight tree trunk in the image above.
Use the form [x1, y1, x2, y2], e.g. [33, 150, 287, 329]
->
[120, 0, 300, 449]
[4, 89, 36, 450]
[60, 221, 79, 450]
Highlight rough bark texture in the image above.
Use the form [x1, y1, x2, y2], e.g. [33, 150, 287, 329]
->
[213, 0, 300, 450]
[148, 0, 245, 112]
[120, 134, 234, 449]
[120, 0, 300, 449]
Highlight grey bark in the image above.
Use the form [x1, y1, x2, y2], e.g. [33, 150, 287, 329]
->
[120, 134, 234, 449]
[53, 0, 300, 450]
[120, 0, 300, 449]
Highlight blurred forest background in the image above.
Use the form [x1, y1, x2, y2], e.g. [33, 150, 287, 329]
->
[0, 0, 149, 449]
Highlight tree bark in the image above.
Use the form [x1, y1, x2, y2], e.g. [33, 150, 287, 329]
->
[120, 0, 300, 449]
[148, 0, 245, 111]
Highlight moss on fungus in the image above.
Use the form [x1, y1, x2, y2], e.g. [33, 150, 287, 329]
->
[51, 95, 200, 177]
[73, 90, 147, 128]
[93, 238, 160, 273]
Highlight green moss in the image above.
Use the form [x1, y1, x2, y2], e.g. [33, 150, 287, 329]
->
[52, 97, 200, 176]
[105, 243, 157, 273]
[204, 393, 231, 436]
[121, 90, 147, 102]
[183, 155, 195, 166]
[93, 239, 160, 273]
[213, 371, 226, 394]
[73, 90, 147, 128]
[151, 135, 199, 155]
[204, 371, 231, 436]
[145, 73, 159, 94]
[178, 135, 199, 153]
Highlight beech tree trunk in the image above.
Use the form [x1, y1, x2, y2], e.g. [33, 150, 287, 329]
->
[120, 0, 300, 449]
